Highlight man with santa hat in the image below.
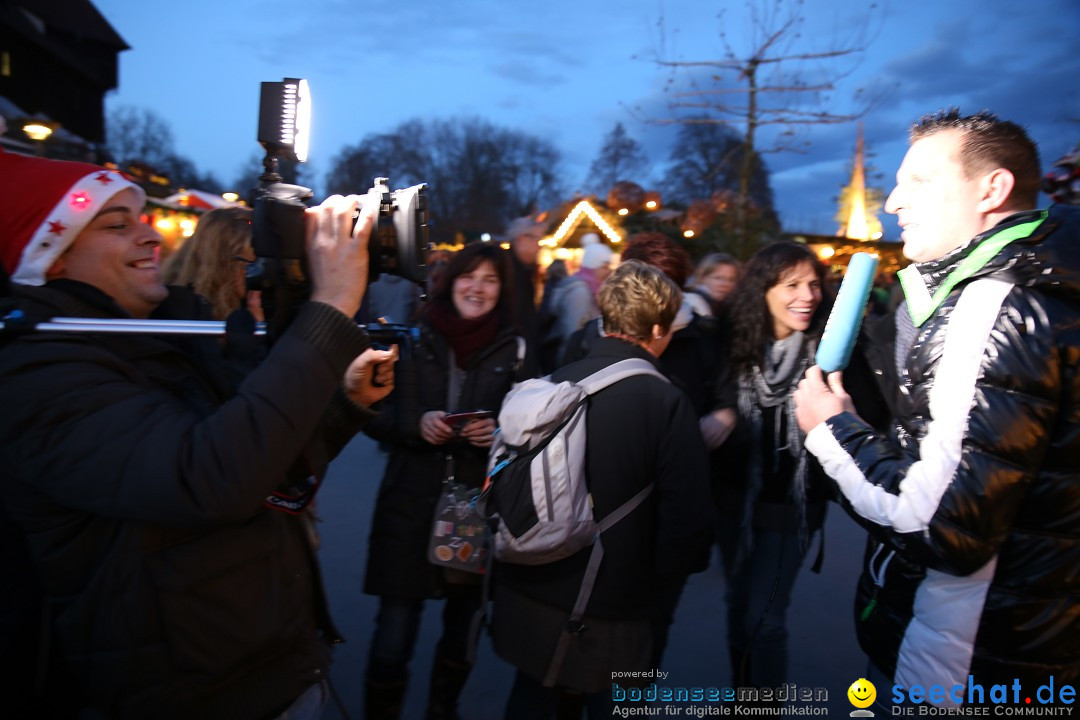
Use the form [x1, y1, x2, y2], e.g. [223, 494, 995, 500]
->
[0, 149, 395, 719]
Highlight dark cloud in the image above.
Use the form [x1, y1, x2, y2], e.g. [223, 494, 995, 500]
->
[488, 60, 567, 88]
[865, 5, 1079, 179]
[747, 0, 1080, 234]
[95, 0, 1078, 232]
[772, 162, 852, 234]
[875, 1, 1079, 118]
[240, 0, 585, 81]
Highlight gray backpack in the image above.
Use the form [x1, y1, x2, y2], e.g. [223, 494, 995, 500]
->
[480, 357, 667, 562]
[478, 358, 668, 685]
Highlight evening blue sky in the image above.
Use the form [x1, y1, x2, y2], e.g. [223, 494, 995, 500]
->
[93, 0, 1079, 239]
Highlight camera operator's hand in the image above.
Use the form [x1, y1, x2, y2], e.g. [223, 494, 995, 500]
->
[420, 411, 454, 446]
[307, 195, 374, 318]
[245, 290, 265, 323]
[459, 418, 497, 449]
[344, 346, 398, 407]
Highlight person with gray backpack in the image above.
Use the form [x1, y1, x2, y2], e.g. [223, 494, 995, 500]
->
[487, 261, 714, 719]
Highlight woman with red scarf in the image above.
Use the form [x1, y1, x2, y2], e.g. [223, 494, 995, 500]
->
[361, 242, 529, 720]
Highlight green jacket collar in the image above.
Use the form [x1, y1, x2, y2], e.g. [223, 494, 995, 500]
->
[898, 211, 1047, 327]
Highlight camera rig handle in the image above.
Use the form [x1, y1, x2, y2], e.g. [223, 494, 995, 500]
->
[0, 312, 419, 356]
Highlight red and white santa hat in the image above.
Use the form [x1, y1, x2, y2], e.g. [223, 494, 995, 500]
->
[0, 149, 145, 286]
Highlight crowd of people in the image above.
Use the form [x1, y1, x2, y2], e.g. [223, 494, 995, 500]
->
[0, 107, 1077, 720]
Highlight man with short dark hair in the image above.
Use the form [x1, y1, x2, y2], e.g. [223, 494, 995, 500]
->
[794, 110, 1080, 700]
[0, 149, 396, 718]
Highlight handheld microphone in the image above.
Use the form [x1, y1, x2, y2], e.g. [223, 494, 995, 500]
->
[815, 252, 879, 373]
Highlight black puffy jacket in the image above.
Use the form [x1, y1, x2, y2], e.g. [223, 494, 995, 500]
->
[0, 281, 372, 719]
[806, 205, 1080, 695]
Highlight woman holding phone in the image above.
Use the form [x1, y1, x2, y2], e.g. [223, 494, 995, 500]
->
[361, 242, 529, 720]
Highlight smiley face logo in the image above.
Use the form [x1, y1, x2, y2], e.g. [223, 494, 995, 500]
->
[848, 678, 876, 709]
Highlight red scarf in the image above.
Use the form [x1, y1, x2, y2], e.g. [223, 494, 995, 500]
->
[425, 301, 501, 369]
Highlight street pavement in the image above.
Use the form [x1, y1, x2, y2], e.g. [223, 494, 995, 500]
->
[317, 434, 872, 719]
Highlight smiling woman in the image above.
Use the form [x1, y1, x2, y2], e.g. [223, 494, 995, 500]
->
[763, 259, 823, 341]
[451, 257, 501, 320]
[709, 241, 888, 694]
[358, 241, 530, 719]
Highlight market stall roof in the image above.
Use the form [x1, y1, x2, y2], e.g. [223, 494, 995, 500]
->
[546, 199, 623, 247]
[161, 189, 242, 211]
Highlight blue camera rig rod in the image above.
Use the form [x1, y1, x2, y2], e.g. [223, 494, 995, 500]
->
[0, 313, 417, 344]
[0, 315, 264, 336]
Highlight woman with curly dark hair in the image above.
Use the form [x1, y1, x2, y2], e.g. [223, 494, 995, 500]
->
[717, 241, 830, 691]
[715, 241, 889, 692]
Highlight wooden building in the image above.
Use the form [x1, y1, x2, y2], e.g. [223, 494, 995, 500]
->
[0, 0, 127, 159]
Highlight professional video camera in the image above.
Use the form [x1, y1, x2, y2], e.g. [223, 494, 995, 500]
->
[249, 78, 431, 334]
[1, 78, 426, 354]
[246, 175, 431, 290]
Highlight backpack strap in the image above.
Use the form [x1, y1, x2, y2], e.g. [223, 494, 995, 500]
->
[576, 357, 668, 396]
[468, 539, 495, 667]
[514, 335, 526, 372]
[536, 357, 667, 685]
[542, 482, 655, 687]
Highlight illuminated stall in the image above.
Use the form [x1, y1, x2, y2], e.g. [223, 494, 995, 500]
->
[536, 198, 625, 270]
[143, 190, 245, 260]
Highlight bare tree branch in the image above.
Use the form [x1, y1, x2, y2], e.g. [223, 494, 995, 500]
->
[642, 0, 889, 256]
[672, 81, 841, 95]
[325, 118, 564, 243]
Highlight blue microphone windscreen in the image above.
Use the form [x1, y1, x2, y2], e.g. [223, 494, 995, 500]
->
[815, 252, 879, 372]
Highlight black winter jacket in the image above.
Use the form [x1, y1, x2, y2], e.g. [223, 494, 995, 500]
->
[363, 321, 526, 600]
[0, 281, 373, 719]
[490, 338, 714, 690]
[494, 337, 715, 618]
[561, 307, 729, 417]
[507, 251, 540, 374]
[806, 205, 1080, 693]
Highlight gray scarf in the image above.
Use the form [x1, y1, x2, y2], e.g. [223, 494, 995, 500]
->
[735, 331, 814, 564]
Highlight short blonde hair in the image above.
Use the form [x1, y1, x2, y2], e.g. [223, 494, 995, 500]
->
[598, 260, 681, 341]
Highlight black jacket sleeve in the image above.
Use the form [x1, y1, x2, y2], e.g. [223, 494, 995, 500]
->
[0, 301, 370, 525]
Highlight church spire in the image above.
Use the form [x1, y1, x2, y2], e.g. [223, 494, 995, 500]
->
[836, 123, 883, 241]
